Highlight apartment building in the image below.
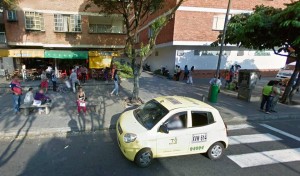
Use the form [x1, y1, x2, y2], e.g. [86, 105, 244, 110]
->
[140, 0, 291, 78]
[0, 0, 126, 73]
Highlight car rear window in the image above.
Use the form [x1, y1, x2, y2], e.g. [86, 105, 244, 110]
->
[191, 112, 215, 127]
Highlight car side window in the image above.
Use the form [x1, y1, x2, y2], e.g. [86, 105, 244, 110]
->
[165, 112, 187, 130]
[191, 112, 215, 127]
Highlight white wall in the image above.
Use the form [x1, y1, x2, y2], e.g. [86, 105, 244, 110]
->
[175, 49, 287, 70]
[145, 46, 176, 71]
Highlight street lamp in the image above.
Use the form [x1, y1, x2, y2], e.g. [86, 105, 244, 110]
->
[208, 0, 232, 103]
[216, 0, 232, 78]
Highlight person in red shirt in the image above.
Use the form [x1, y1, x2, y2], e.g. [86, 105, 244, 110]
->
[10, 76, 22, 114]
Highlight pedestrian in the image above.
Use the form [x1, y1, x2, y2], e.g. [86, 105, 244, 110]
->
[230, 65, 234, 82]
[24, 87, 34, 105]
[224, 70, 231, 88]
[183, 65, 189, 81]
[40, 71, 49, 93]
[209, 75, 222, 93]
[104, 67, 109, 83]
[21, 63, 27, 81]
[187, 66, 194, 84]
[173, 65, 178, 80]
[260, 80, 274, 114]
[176, 66, 181, 81]
[110, 70, 119, 96]
[10, 76, 22, 114]
[51, 71, 57, 92]
[80, 65, 87, 83]
[70, 69, 80, 93]
[34, 88, 51, 114]
[77, 86, 87, 115]
[270, 81, 281, 113]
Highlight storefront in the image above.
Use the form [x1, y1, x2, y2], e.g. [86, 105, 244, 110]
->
[44, 50, 89, 75]
[9, 49, 46, 70]
[89, 51, 115, 69]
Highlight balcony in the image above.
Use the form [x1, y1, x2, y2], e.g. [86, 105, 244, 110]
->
[88, 16, 124, 34]
[0, 32, 6, 44]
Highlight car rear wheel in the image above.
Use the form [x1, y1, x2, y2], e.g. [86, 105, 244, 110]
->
[134, 148, 153, 167]
[207, 142, 224, 160]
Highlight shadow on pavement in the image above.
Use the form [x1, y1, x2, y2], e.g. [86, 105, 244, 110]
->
[0, 115, 36, 167]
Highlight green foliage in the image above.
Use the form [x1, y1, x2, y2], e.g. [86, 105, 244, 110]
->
[0, 0, 18, 9]
[114, 61, 133, 78]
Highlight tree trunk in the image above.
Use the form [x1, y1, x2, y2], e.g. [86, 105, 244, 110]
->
[132, 68, 140, 101]
[288, 71, 300, 103]
[281, 59, 300, 104]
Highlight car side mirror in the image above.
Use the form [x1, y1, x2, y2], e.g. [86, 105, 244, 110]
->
[159, 124, 169, 134]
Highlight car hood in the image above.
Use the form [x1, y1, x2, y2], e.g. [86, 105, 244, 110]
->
[118, 110, 148, 134]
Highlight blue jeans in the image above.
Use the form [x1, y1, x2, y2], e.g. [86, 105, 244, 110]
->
[13, 94, 21, 113]
[260, 95, 273, 112]
[111, 81, 119, 95]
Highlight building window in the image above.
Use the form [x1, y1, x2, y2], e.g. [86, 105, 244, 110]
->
[254, 51, 271, 56]
[54, 14, 82, 32]
[148, 27, 154, 39]
[194, 50, 200, 56]
[7, 10, 18, 22]
[25, 11, 44, 31]
[212, 14, 231, 31]
[237, 51, 244, 56]
[88, 16, 124, 34]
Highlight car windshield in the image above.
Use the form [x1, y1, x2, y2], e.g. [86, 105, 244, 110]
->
[134, 100, 169, 130]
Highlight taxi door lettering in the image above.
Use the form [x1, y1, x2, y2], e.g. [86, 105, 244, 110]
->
[169, 137, 177, 145]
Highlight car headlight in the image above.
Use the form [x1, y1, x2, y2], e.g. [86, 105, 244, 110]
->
[123, 133, 137, 143]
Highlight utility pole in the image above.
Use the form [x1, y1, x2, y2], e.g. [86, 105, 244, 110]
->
[216, 0, 232, 78]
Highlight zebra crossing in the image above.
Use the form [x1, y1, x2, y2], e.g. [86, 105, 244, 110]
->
[226, 123, 300, 168]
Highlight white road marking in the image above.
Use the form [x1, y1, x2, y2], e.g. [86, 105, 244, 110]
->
[229, 133, 282, 145]
[227, 124, 254, 131]
[260, 124, 300, 142]
[228, 148, 300, 168]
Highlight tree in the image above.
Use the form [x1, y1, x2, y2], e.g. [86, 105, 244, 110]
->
[212, 1, 300, 104]
[0, 0, 18, 9]
[87, 0, 185, 102]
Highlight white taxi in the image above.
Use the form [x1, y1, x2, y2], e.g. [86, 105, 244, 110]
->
[116, 96, 228, 167]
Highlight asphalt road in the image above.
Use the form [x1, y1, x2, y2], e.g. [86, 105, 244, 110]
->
[0, 119, 299, 176]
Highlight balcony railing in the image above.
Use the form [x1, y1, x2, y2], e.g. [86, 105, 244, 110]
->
[89, 24, 124, 34]
[0, 32, 6, 44]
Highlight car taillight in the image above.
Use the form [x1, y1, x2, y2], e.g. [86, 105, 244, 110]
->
[224, 122, 228, 136]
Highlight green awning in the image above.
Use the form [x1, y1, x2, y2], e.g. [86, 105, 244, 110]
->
[45, 50, 88, 59]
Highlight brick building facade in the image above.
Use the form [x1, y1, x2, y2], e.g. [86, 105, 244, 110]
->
[140, 0, 291, 78]
[0, 0, 126, 73]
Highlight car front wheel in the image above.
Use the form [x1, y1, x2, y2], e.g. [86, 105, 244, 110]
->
[134, 148, 153, 167]
[207, 142, 224, 160]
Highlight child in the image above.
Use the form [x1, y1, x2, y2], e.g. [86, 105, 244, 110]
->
[77, 86, 87, 115]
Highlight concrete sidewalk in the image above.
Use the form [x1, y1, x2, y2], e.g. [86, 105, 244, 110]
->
[121, 73, 300, 123]
[0, 79, 126, 137]
[0, 73, 299, 137]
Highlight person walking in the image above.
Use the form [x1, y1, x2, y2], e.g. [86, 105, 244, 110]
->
[260, 80, 274, 114]
[51, 71, 57, 92]
[77, 86, 87, 115]
[176, 66, 181, 81]
[40, 71, 49, 93]
[270, 81, 281, 113]
[21, 63, 27, 81]
[187, 66, 194, 85]
[110, 70, 119, 96]
[10, 76, 22, 114]
[70, 69, 80, 93]
[183, 65, 189, 81]
[80, 65, 87, 83]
